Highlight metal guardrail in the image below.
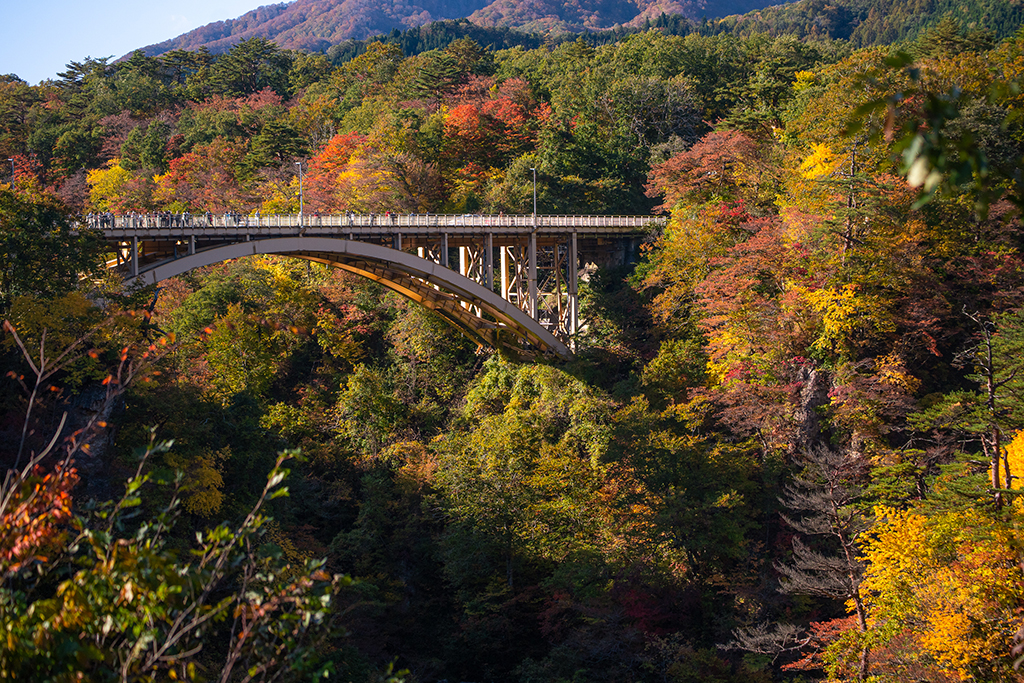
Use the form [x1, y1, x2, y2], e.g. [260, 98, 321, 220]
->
[87, 212, 664, 233]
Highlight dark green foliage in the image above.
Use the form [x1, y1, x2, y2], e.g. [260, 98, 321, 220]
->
[0, 76, 38, 160]
[407, 50, 465, 101]
[326, 19, 545, 66]
[209, 37, 293, 98]
[704, 0, 1024, 47]
[241, 119, 307, 177]
[0, 189, 103, 313]
[159, 47, 214, 86]
[120, 121, 170, 172]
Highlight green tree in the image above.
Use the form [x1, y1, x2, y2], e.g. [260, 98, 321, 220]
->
[210, 37, 293, 98]
[241, 119, 307, 178]
[0, 189, 103, 314]
[912, 310, 1024, 509]
[0, 76, 38, 160]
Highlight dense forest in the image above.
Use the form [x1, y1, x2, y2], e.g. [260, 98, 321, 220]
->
[5, 13, 1024, 682]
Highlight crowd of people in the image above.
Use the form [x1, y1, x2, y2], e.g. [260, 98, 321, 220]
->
[85, 211, 233, 229]
[83, 211, 553, 230]
[87, 210, 426, 229]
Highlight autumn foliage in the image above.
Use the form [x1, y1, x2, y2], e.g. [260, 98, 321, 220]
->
[0, 465, 77, 577]
[6, 20, 1024, 683]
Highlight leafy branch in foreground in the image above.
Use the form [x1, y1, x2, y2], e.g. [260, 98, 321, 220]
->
[2, 443, 348, 682]
[847, 49, 1021, 219]
[1, 318, 352, 682]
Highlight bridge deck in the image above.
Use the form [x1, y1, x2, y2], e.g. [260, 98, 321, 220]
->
[91, 212, 662, 238]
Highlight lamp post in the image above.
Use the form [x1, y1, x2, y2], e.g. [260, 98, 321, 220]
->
[528, 166, 538, 317]
[529, 167, 536, 229]
[7, 158, 13, 182]
[295, 161, 303, 228]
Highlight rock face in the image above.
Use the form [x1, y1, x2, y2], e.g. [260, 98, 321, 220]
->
[792, 365, 831, 455]
[140, 0, 780, 56]
[59, 384, 123, 503]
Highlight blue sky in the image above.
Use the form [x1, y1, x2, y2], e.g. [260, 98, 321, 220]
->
[0, 1, 273, 85]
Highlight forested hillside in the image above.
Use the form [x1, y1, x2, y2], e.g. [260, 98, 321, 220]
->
[135, 0, 1024, 65]
[4, 16, 1024, 682]
[137, 0, 783, 58]
[705, 0, 1024, 45]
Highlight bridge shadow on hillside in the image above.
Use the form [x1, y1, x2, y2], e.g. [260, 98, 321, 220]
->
[541, 263, 657, 397]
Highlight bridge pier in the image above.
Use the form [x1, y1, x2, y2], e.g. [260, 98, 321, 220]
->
[485, 233, 494, 291]
[528, 232, 537, 318]
[569, 232, 578, 347]
[131, 236, 139, 278]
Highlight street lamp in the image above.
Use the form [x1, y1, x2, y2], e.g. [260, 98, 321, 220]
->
[529, 167, 537, 229]
[7, 158, 13, 181]
[295, 161, 303, 228]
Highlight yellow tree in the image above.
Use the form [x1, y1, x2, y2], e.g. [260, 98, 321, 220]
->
[87, 159, 155, 212]
[850, 506, 1024, 681]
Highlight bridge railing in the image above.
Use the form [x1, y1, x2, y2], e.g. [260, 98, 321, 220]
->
[87, 212, 664, 232]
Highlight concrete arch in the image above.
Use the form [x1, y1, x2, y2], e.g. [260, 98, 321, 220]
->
[127, 237, 571, 359]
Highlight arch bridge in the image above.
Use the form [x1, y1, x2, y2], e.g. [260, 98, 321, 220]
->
[93, 213, 662, 360]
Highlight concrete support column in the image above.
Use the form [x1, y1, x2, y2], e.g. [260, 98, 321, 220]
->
[528, 232, 537, 318]
[441, 233, 449, 268]
[500, 247, 510, 300]
[485, 233, 494, 291]
[569, 231, 578, 346]
[131, 236, 139, 277]
[188, 234, 196, 255]
[394, 232, 402, 251]
[459, 246, 468, 276]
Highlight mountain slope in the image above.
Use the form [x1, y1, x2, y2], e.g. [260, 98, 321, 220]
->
[141, 0, 779, 56]
[468, 0, 774, 33]
[142, 0, 493, 55]
[141, 0, 1024, 59]
[704, 0, 1024, 45]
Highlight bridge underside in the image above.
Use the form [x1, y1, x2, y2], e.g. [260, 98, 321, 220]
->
[120, 237, 573, 360]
